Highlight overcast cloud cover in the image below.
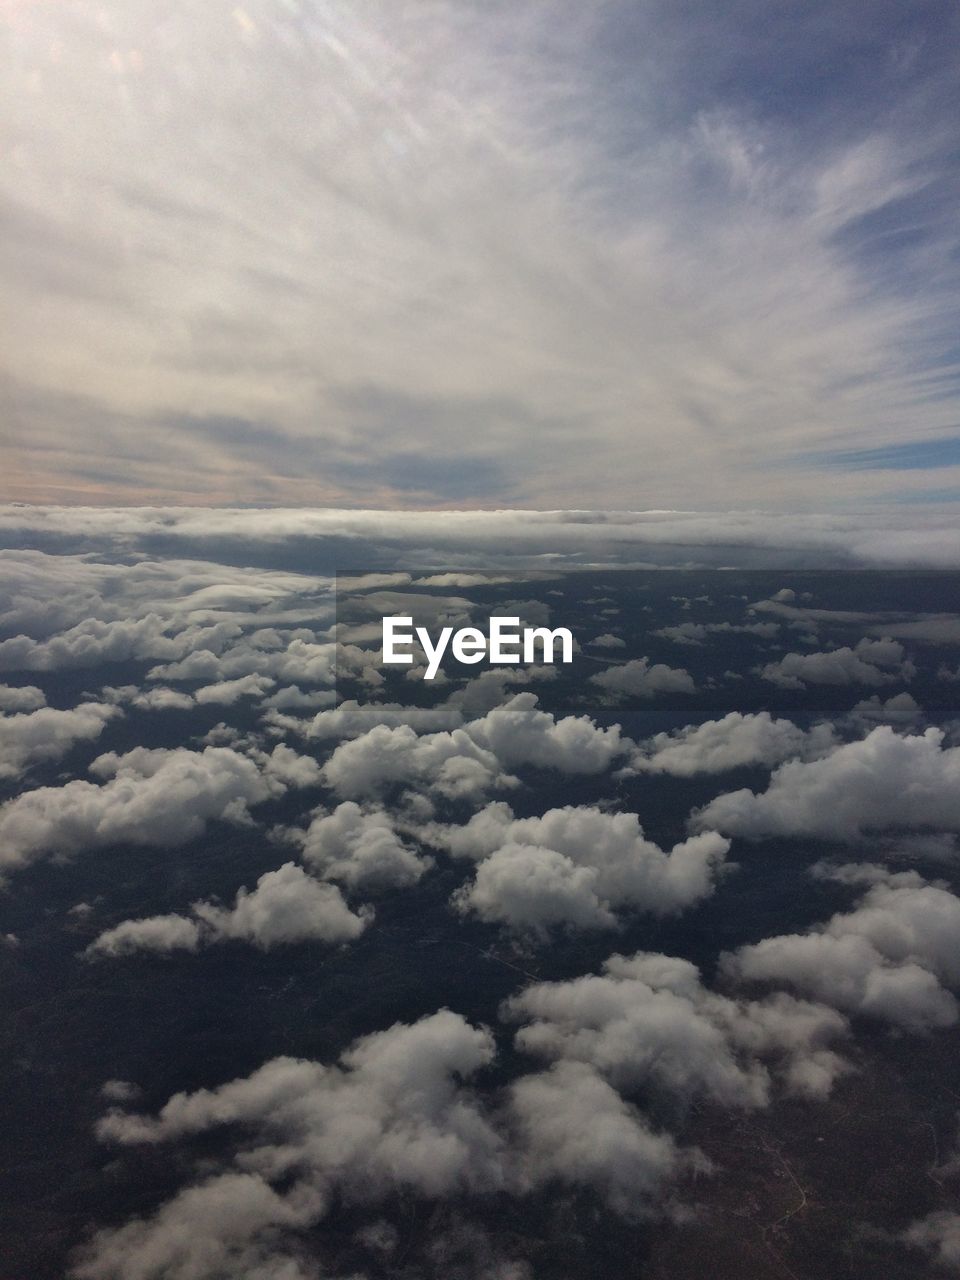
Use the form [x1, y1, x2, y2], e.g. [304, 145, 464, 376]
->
[3, 0, 960, 520]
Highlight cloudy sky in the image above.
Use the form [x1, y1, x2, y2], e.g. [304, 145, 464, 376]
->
[3, 0, 960, 513]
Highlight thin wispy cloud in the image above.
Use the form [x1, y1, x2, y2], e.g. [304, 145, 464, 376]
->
[2, 0, 960, 512]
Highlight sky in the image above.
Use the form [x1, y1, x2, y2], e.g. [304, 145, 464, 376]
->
[3, 0, 960, 514]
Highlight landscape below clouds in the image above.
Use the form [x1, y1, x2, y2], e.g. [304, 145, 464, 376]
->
[2, 512, 960, 1278]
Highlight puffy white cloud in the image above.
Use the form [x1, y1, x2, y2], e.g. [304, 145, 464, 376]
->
[0, 683, 46, 712]
[321, 723, 514, 803]
[255, 743, 323, 792]
[95, 1011, 505, 1200]
[465, 693, 627, 774]
[624, 711, 835, 778]
[589, 658, 695, 701]
[691, 727, 960, 841]
[0, 700, 120, 781]
[148, 637, 340, 689]
[276, 694, 473, 743]
[261, 685, 337, 711]
[505, 1061, 697, 1216]
[194, 674, 276, 705]
[433, 804, 729, 937]
[81, 1002, 714, 1277]
[0, 553, 334, 660]
[193, 863, 372, 949]
[129, 686, 195, 712]
[588, 633, 626, 649]
[0, 613, 241, 672]
[457, 846, 622, 935]
[503, 952, 849, 1107]
[270, 674, 568, 744]
[724, 876, 960, 1029]
[293, 802, 431, 892]
[317, 692, 624, 802]
[0, 743, 318, 876]
[758, 638, 913, 689]
[87, 914, 204, 957]
[88, 863, 371, 957]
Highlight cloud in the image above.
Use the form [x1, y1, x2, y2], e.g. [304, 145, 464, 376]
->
[464, 693, 627, 774]
[0, 700, 120, 781]
[127, 686, 196, 712]
[0, 549, 332, 641]
[0, 613, 241, 672]
[432, 804, 729, 937]
[80, 1000, 716, 1276]
[845, 691, 923, 729]
[321, 723, 515, 803]
[691, 726, 960, 841]
[758, 637, 914, 688]
[291, 802, 432, 892]
[81, 1011, 505, 1277]
[871, 617, 960, 645]
[3, 508, 960, 571]
[0, 743, 319, 877]
[653, 620, 780, 646]
[193, 863, 372, 949]
[70, 1171, 324, 1280]
[624, 711, 835, 777]
[148, 637, 339, 688]
[5, 0, 960, 512]
[589, 658, 696, 701]
[505, 1061, 697, 1217]
[89, 862, 372, 957]
[723, 874, 960, 1029]
[270, 673, 561, 743]
[0, 683, 46, 712]
[86, 914, 204, 957]
[261, 685, 337, 711]
[902, 1212, 960, 1272]
[318, 692, 627, 802]
[588, 633, 626, 649]
[194, 674, 276, 705]
[503, 951, 849, 1107]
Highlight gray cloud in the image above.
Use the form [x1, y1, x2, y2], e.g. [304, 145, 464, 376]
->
[0, 743, 320, 877]
[2, 507, 960, 569]
[724, 873, 960, 1030]
[319, 692, 628, 802]
[0, 683, 46, 712]
[691, 726, 960, 841]
[623, 710, 836, 778]
[291, 802, 432, 892]
[758, 637, 915, 688]
[504, 951, 849, 1107]
[0, 700, 119, 781]
[430, 804, 729, 938]
[590, 657, 696, 701]
[5, 4, 960, 510]
[653, 620, 780, 646]
[902, 1212, 960, 1272]
[505, 1061, 696, 1217]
